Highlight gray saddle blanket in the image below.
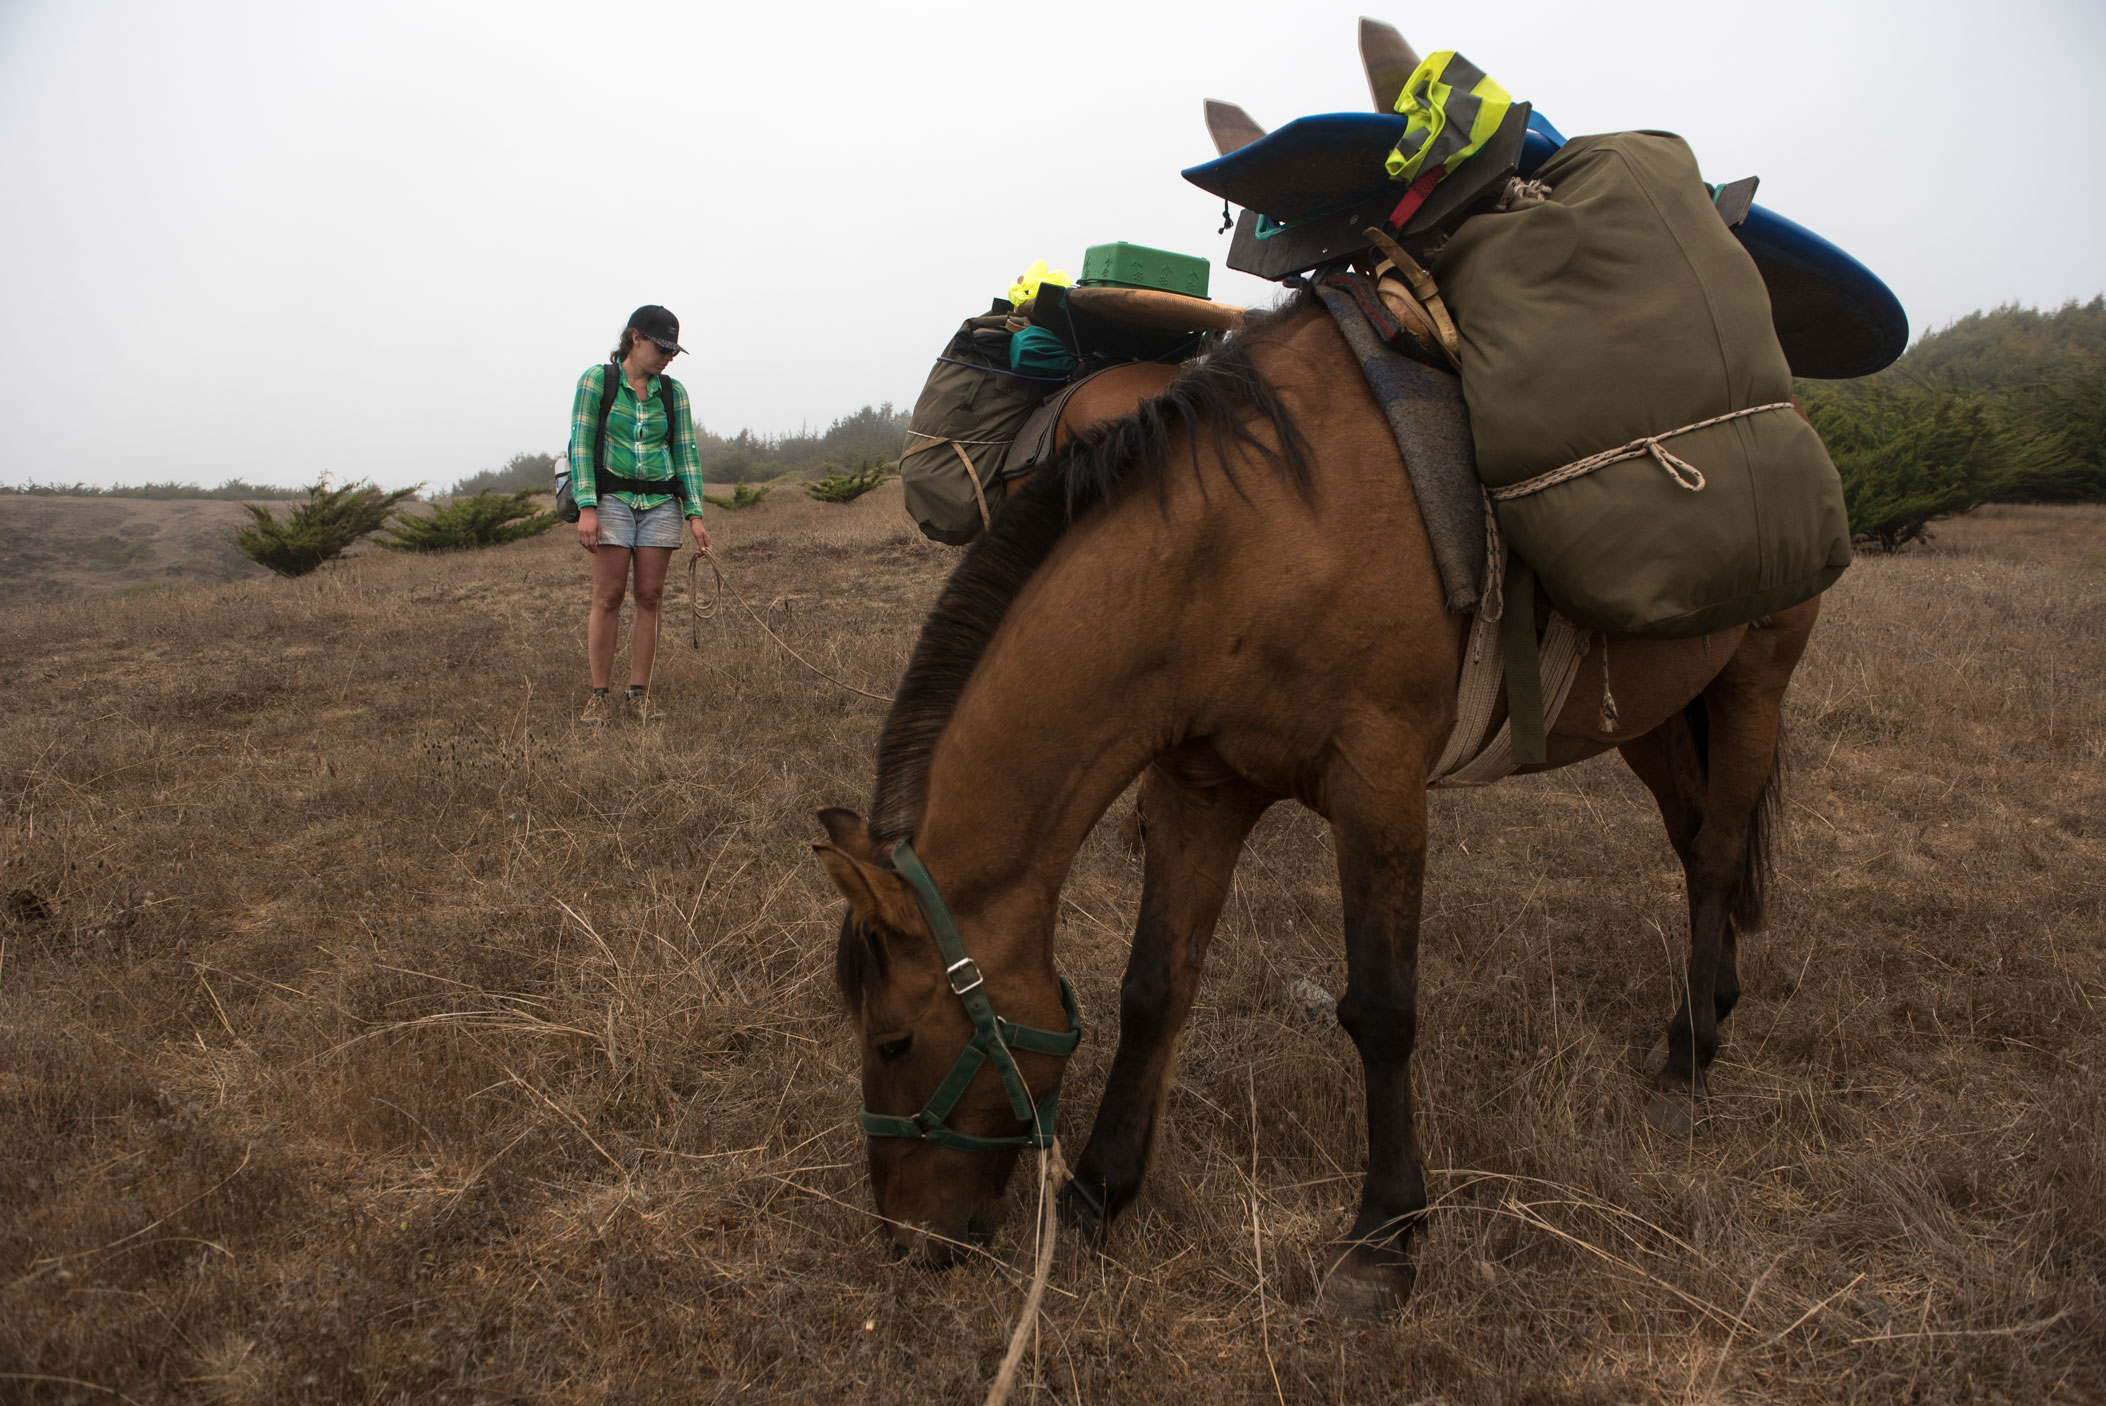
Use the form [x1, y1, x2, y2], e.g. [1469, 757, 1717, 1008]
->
[1305, 273, 1485, 612]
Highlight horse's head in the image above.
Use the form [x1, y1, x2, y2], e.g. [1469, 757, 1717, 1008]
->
[812, 807, 1076, 1265]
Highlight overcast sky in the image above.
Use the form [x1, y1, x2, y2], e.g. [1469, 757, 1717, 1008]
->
[3, 0, 2101, 492]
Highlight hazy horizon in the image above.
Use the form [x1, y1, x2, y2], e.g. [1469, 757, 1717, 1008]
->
[4, 0, 2101, 493]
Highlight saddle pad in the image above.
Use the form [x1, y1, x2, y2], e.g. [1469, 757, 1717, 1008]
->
[1307, 272, 1485, 613]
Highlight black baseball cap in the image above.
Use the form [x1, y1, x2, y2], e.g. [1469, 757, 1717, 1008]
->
[627, 304, 687, 354]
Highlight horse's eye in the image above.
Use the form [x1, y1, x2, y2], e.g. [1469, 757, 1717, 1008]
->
[875, 1036, 912, 1063]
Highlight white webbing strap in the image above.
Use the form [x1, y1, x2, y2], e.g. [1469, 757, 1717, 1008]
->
[1431, 612, 1590, 788]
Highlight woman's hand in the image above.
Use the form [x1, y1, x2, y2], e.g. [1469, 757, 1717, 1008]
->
[689, 516, 712, 554]
[576, 507, 600, 551]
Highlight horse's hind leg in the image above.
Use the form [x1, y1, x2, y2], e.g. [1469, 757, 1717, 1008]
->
[1063, 757, 1272, 1243]
[1620, 602, 1816, 1108]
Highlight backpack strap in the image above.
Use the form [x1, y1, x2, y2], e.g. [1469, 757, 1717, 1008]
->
[593, 469, 687, 498]
[658, 378, 683, 499]
[593, 359, 621, 486]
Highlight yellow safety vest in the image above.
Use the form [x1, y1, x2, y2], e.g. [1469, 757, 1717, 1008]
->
[1385, 51, 1513, 184]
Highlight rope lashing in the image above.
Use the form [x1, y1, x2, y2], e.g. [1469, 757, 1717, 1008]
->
[1490, 402, 1796, 501]
[1476, 484, 1505, 636]
[903, 430, 1005, 530]
[1598, 633, 1620, 734]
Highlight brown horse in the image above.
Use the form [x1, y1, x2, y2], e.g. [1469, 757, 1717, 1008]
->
[814, 292, 1819, 1309]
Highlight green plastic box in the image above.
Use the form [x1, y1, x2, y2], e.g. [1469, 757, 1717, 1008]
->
[1078, 242, 1211, 300]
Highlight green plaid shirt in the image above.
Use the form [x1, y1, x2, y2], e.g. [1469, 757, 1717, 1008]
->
[566, 362, 706, 517]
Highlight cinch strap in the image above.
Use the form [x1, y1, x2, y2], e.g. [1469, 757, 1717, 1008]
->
[857, 841, 1082, 1152]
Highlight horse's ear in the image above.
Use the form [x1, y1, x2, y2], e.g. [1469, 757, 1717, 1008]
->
[812, 810, 926, 937]
[817, 807, 879, 861]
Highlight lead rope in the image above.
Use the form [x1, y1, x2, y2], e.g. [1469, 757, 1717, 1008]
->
[685, 548, 722, 648]
[684, 550, 896, 704]
[983, 1136, 1067, 1406]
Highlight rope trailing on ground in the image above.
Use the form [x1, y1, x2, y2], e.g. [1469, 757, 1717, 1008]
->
[983, 1138, 1067, 1406]
[684, 551, 896, 704]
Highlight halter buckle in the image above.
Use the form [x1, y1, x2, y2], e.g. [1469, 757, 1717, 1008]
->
[945, 956, 984, 995]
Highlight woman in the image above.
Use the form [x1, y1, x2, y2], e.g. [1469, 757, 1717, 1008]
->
[566, 304, 712, 725]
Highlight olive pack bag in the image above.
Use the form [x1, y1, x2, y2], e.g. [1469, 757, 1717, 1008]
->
[899, 308, 1068, 545]
[1434, 131, 1852, 637]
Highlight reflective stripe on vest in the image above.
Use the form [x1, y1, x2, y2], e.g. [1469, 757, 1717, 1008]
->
[1384, 50, 1513, 183]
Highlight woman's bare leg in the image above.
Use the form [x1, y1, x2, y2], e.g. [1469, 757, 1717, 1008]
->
[628, 546, 675, 689]
[587, 546, 632, 689]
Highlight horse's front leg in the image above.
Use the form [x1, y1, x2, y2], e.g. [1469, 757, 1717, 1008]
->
[1063, 758, 1272, 1243]
[1322, 762, 1430, 1312]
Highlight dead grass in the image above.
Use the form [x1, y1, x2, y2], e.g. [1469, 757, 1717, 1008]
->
[0, 496, 308, 605]
[1, 492, 2100, 1404]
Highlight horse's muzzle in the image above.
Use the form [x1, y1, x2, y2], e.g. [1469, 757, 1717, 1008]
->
[885, 1211, 996, 1267]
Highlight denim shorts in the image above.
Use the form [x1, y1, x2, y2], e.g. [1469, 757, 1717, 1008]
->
[595, 496, 685, 549]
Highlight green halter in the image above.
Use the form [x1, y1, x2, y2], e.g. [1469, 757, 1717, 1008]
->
[857, 841, 1083, 1152]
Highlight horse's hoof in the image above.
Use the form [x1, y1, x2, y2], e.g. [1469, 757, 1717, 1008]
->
[1319, 1261, 1414, 1317]
[1319, 1238, 1415, 1317]
[1056, 1180, 1110, 1249]
[1645, 1089, 1695, 1135]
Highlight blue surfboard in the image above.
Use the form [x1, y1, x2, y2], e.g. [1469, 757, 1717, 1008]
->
[1181, 111, 1409, 223]
[1183, 108, 1906, 378]
[1517, 111, 1906, 379]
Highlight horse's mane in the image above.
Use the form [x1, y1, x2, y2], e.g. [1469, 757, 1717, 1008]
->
[835, 291, 1321, 1013]
[869, 290, 1321, 849]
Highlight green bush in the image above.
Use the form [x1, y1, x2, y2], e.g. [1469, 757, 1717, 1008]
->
[232, 480, 418, 577]
[804, 457, 894, 503]
[1797, 296, 2106, 552]
[695, 404, 910, 483]
[380, 490, 556, 552]
[1804, 386, 1997, 552]
[702, 482, 770, 510]
[2, 478, 299, 500]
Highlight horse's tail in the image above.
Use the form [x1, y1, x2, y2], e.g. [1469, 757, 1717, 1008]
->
[1733, 732, 1782, 933]
[1684, 696, 1782, 933]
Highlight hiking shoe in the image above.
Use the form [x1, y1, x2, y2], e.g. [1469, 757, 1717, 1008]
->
[626, 688, 657, 725]
[579, 689, 611, 726]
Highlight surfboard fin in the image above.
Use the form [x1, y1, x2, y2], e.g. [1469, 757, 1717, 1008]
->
[1204, 100, 1268, 157]
[1359, 17, 1422, 113]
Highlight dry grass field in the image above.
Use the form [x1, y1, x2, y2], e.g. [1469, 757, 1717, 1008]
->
[1, 486, 2100, 1404]
[0, 497, 298, 606]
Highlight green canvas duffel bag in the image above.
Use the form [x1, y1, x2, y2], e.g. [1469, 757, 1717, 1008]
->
[1434, 131, 1852, 638]
[900, 307, 1066, 546]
